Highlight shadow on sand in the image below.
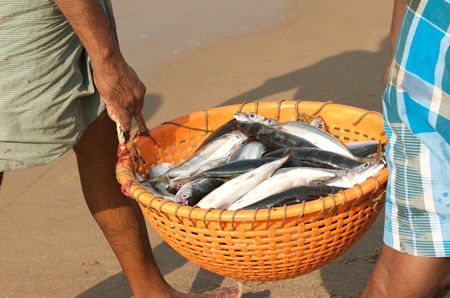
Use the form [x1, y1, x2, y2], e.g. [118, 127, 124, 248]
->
[220, 37, 389, 113]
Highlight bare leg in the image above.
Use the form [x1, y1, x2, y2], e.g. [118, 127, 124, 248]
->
[359, 244, 450, 298]
[73, 115, 242, 298]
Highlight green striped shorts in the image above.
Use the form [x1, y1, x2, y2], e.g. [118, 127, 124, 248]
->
[0, 0, 116, 171]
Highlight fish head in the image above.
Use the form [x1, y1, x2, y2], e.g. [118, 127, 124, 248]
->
[346, 160, 386, 184]
[232, 121, 251, 135]
[167, 181, 183, 195]
[173, 184, 193, 204]
[233, 121, 268, 140]
[310, 116, 328, 132]
[173, 192, 191, 205]
[147, 162, 176, 179]
[233, 112, 278, 126]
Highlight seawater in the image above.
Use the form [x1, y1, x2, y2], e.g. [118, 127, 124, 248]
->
[112, 0, 294, 81]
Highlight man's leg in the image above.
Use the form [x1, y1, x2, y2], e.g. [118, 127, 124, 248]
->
[73, 115, 242, 298]
[360, 244, 450, 298]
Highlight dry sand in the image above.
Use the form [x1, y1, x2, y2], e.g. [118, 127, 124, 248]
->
[1, 1, 396, 297]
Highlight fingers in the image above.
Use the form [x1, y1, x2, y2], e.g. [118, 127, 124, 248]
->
[106, 105, 133, 133]
[94, 62, 146, 133]
[106, 82, 145, 133]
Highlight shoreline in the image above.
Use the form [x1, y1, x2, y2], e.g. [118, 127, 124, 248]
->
[113, 0, 297, 84]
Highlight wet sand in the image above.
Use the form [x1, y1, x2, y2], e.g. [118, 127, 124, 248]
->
[1, 1, 395, 297]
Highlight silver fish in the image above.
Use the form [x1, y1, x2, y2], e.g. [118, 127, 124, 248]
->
[264, 147, 363, 170]
[147, 162, 176, 178]
[194, 118, 236, 152]
[242, 185, 346, 210]
[171, 157, 228, 184]
[196, 156, 289, 209]
[326, 160, 386, 188]
[272, 166, 346, 177]
[192, 157, 279, 180]
[136, 174, 174, 201]
[310, 116, 327, 132]
[234, 121, 319, 151]
[273, 122, 366, 161]
[344, 140, 382, 158]
[235, 112, 372, 162]
[173, 178, 224, 205]
[228, 141, 267, 162]
[228, 167, 339, 210]
[234, 112, 325, 130]
[145, 163, 177, 195]
[233, 112, 278, 126]
[165, 130, 248, 179]
[167, 180, 183, 195]
[146, 162, 177, 185]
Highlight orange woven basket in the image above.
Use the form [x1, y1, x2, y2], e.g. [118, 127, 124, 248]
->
[116, 100, 388, 281]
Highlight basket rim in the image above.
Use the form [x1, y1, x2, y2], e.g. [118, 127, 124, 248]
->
[116, 100, 388, 222]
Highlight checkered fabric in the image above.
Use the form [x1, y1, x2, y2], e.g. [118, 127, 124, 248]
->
[383, 0, 450, 257]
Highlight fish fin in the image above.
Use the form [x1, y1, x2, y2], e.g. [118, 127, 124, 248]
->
[171, 176, 192, 184]
[358, 156, 377, 163]
[146, 176, 169, 184]
[286, 148, 296, 161]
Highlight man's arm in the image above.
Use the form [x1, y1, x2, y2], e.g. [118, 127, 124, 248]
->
[384, 0, 408, 85]
[54, 0, 145, 133]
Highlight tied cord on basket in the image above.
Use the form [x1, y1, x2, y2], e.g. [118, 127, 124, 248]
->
[116, 120, 134, 196]
[115, 114, 158, 197]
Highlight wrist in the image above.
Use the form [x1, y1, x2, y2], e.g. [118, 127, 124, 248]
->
[90, 43, 122, 67]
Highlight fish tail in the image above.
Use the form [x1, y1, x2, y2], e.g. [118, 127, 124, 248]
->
[286, 148, 296, 161]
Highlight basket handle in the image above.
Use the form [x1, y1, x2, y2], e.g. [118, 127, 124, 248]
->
[135, 112, 149, 134]
[116, 112, 148, 145]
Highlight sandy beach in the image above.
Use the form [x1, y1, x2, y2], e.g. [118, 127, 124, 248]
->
[1, 1, 395, 297]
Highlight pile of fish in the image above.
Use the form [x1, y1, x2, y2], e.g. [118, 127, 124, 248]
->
[138, 112, 386, 210]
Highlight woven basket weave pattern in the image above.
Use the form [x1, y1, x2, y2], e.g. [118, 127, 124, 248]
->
[116, 101, 388, 281]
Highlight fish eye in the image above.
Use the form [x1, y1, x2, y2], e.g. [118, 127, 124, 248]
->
[180, 193, 190, 202]
[362, 162, 370, 169]
[316, 123, 325, 129]
[249, 113, 256, 119]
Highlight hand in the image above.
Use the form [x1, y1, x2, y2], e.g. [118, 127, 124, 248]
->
[93, 55, 146, 133]
[53, 0, 146, 133]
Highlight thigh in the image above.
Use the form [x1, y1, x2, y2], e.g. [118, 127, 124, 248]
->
[72, 114, 136, 217]
[73, 114, 119, 168]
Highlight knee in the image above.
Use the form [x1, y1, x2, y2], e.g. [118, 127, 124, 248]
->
[361, 244, 450, 298]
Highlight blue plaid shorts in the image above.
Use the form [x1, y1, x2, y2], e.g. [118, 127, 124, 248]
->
[383, 0, 450, 257]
